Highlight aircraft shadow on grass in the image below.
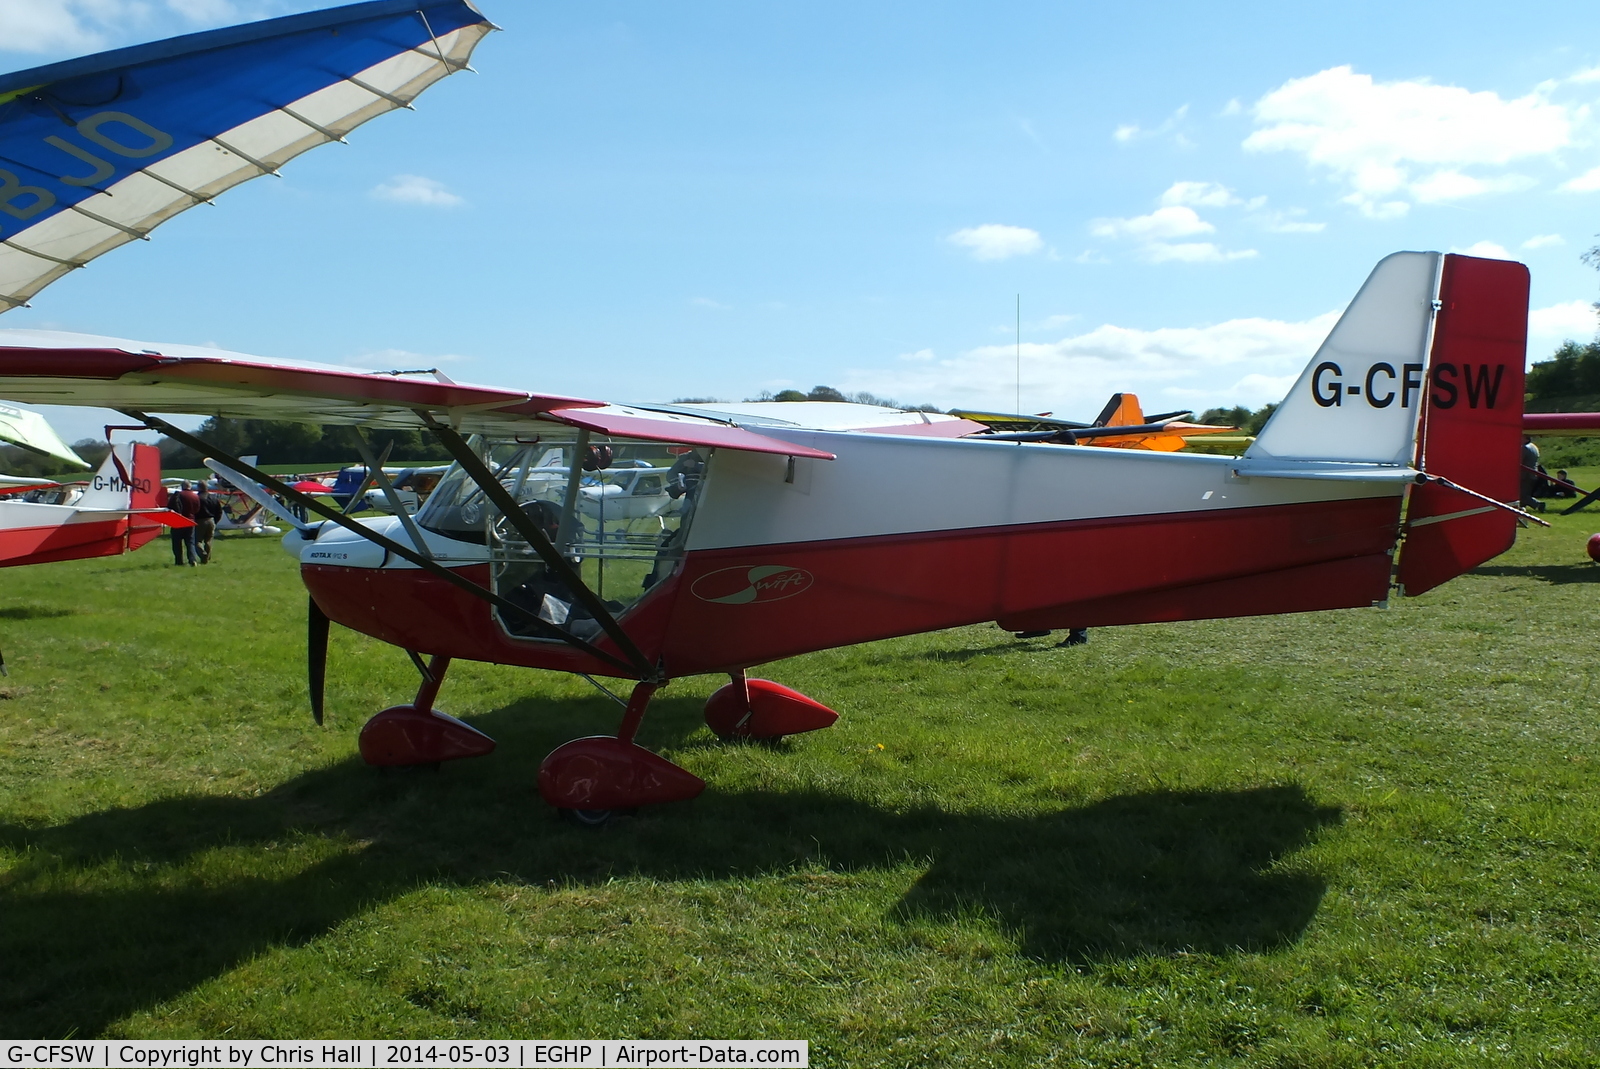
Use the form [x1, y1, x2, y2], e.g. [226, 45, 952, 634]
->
[1470, 563, 1600, 586]
[0, 695, 1339, 1037]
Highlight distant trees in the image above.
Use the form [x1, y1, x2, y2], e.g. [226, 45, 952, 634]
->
[1526, 340, 1600, 401]
[1197, 404, 1277, 435]
[750, 385, 942, 411]
[158, 418, 450, 470]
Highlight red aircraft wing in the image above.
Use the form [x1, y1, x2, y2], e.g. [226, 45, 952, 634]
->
[0, 330, 833, 458]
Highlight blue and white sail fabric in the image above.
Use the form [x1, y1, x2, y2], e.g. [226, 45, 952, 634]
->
[0, 0, 493, 312]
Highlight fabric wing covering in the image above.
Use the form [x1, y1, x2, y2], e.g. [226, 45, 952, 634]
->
[0, 0, 493, 312]
[0, 400, 87, 467]
[0, 330, 837, 460]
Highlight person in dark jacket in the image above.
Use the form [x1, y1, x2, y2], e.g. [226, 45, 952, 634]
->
[195, 482, 224, 563]
[170, 480, 200, 566]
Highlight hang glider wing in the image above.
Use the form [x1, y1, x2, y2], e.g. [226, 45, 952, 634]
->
[0, 329, 836, 459]
[0, 0, 493, 312]
[0, 400, 87, 466]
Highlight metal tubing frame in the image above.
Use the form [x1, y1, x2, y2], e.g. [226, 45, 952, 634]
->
[420, 415, 657, 679]
[346, 426, 433, 558]
[127, 411, 636, 674]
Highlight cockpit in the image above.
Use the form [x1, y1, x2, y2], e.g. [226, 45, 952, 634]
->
[414, 434, 706, 643]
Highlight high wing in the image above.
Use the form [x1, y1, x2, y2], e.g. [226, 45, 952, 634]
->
[0, 329, 837, 459]
[0, 0, 493, 312]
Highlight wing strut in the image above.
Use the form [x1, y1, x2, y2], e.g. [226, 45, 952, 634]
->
[127, 412, 641, 676]
[420, 415, 658, 680]
[345, 427, 433, 558]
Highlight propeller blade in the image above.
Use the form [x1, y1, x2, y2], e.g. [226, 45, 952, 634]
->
[203, 458, 313, 532]
[308, 596, 329, 726]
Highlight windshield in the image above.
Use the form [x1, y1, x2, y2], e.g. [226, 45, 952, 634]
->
[413, 436, 709, 641]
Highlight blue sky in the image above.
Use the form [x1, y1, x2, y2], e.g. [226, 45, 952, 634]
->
[4, 0, 1600, 443]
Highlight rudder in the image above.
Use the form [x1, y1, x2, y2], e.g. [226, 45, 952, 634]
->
[1396, 254, 1528, 595]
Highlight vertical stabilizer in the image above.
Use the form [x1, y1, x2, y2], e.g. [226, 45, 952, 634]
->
[1247, 251, 1441, 465]
[76, 445, 136, 509]
[1396, 255, 1528, 595]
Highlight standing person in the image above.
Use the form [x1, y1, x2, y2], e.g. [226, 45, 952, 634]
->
[195, 481, 223, 563]
[1520, 438, 1544, 512]
[169, 480, 200, 566]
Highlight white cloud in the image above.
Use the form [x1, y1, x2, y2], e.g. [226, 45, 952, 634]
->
[691, 297, 730, 310]
[1523, 234, 1564, 249]
[840, 311, 1341, 416]
[371, 174, 464, 208]
[1452, 241, 1512, 260]
[1411, 170, 1535, 203]
[1158, 181, 1240, 208]
[0, 0, 243, 54]
[1560, 166, 1600, 192]
[1145, 242, 1258, 263]
[1529, 300, 1596, 341]
[947, 224, 1044, 261]
[1091, 203, 1255, 263]
[1221, 99, 1243, 117]
[1091, 205, 1213, 240]
[164, 0, 235, 20]
[1245, 66, 1578, 217]
[1260, 209, 1325, 234]
[0, 0, 110, 52]
[1112, 105, 1189, 144]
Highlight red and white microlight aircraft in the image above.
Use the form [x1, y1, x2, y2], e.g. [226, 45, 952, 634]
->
[0, 252, 1533, 822]
[0, 402, 185, 568]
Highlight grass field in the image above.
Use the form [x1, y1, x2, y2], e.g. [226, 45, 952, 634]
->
[3, 484, 1600, 1065]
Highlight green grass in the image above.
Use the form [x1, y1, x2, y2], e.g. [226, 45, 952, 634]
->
[4, 490, 1600, 1065]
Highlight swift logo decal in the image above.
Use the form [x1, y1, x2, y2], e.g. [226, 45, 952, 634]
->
[692, 565, 814, 605]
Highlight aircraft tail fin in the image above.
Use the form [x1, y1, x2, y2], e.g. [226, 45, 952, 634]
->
[1243, 251, 1528, 595]
[76, 445, 136, 509]
[1093, 393, 1145, 428]
[129, 444, 161, 510]
[1246, 251, 1441, 466]
[75, 442, 162, 510]
[1395, 255, 1529, 595]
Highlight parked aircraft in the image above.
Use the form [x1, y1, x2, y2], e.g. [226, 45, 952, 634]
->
[0, 6, 1538, 823]
[954, 395, 1240, 452]
[0, 443, 189, 567]
[0, 252, 1534, 822]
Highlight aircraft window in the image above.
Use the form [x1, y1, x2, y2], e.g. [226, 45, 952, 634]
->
[478, 441, 710, 643]
[412, 435, 711, 642]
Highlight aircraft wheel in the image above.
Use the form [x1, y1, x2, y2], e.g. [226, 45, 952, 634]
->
[559, 807, 636, 828]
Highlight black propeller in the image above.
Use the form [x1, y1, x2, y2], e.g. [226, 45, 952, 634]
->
[308, 596, 329, 725]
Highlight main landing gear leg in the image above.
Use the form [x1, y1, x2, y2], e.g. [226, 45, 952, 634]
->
[358, 655, 497, 768]
[538, 681, 706, 825]
[704, 669, 839, 741]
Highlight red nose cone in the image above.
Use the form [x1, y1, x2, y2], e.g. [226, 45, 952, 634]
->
[1588, 534, 1600, 563]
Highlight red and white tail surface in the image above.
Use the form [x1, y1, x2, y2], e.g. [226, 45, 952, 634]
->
[76, 445, 136, 510]
[1397, 256, 1529, 595]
